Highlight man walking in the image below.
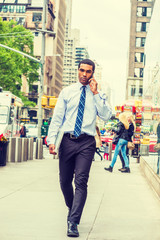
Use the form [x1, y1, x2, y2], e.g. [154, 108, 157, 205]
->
[47, 59, 112, 237]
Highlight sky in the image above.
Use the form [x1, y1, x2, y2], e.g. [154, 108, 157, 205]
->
[71, 0, 131, 107]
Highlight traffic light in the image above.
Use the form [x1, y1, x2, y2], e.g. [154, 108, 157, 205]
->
[49, 97, 57, 108]
[41, 96, 57, 108]
[41, 96, 47, 107]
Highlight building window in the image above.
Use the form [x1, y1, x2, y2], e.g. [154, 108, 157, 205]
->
[134, 68, 144, 78]
[32, 13, 42, 22]
[137, 0, 152, 2]
[16, 6, 26, 13]
[131, 85, 143, 97]
[16, 17, 25, 25]
[141, 37, 146, 47]
[137, 7, 152, 17]
[135, 53, 144, 63]
[137, 7, 147, 17]
[136, 37, 146, 47]
[2, 6, 8, 13]
[9, 6, 15, 13]
[136, 22, 149, 32]
[141, 22, 146, 31]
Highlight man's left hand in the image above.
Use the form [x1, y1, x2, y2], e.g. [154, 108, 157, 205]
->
[89, 78, 99, 95]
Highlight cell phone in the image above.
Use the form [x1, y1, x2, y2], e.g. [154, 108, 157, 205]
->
[87, 73, 93, 84]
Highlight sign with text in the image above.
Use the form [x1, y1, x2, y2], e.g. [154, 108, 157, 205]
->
[0, 0, 31, 5]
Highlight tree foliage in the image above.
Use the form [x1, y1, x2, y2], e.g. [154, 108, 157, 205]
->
[0, 18, 39, 107]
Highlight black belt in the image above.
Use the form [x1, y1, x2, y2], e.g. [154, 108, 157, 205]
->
[64, 133, 87, 140]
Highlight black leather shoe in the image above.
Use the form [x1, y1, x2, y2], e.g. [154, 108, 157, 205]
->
[121, 167, 130, 173]
[104, 166, 113, 172]
[67, 221, 79, 237]
[118, 167, 125, 171]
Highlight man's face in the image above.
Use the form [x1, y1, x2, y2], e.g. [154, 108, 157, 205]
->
[78, 64, 93, 85]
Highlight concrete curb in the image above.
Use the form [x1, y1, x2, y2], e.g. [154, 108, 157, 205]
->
[140, 157, 160, 198]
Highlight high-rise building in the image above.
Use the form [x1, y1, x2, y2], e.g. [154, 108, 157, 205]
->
[51, 0, 66, 96]
[62, 28, 78, 88]
[75, 46, 89, 66]
[126, 0, 155, 100]
[62, 0, 90, 88]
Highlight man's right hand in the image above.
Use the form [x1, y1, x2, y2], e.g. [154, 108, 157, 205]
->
[49, 144, 57, 155]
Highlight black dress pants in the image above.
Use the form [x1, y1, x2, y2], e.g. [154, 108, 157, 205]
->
[59, 134, 96, 224]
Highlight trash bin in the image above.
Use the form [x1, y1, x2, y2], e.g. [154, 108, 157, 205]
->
[0, 141, 8, 166]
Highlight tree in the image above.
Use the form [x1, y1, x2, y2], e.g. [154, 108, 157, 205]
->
[0, 18, 39, 107]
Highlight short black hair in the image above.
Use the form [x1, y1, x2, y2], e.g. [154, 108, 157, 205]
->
[78, 59, 95, 72]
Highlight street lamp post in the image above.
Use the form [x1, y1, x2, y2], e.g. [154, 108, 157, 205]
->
[37, 0, 46, 139]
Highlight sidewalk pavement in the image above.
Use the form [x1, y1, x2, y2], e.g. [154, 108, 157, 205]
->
[0, 147, 160, 240]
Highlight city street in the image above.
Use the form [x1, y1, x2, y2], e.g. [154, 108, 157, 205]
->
[0, 146, 160, 240]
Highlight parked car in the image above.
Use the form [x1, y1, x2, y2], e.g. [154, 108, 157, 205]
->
[25, 124, 38, 141]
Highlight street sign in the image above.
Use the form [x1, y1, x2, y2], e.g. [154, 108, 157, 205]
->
[0, 0, 31, 5]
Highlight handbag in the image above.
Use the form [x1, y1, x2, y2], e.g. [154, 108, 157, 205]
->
[154, 143, 160, 152]
[127, 141, 135, 150]
[112, 135, 119, 145]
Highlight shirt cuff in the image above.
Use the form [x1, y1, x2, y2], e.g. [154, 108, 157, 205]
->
[47, 136, 56, 145]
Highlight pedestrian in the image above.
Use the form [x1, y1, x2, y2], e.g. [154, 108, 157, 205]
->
[20, 124, 26, 138]
[94, 126, 103, 161]
[104, 112, 130, 173]
[103, 141, 109, 160]
[118, 113, 136, 171]
[47, 58, 112, 237]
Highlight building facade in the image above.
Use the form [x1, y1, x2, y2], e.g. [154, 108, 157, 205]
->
[143, 0, 160, 107]
[52, 0, 66, 97]
[0, 0, 67, 120]
[126, 0, 155, 100]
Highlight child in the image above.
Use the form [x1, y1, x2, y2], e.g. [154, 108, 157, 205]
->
[103, 142, 109, 160]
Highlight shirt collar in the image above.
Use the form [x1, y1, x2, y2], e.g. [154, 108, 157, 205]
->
[77, 81, 90, 90]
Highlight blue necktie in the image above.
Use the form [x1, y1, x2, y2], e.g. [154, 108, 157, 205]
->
[74, 86, 86, 137]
